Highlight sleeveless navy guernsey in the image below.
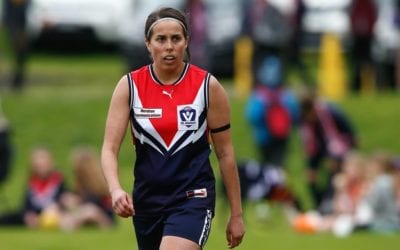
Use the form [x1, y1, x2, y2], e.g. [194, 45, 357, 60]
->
[127, 63, 216, 215]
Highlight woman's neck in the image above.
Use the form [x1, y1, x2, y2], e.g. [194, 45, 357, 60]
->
[152, 62, 186, 85]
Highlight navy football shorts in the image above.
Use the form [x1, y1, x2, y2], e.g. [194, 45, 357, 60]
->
[133, 208, 213, 250]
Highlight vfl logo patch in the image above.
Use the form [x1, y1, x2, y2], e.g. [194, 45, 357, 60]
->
[134, 107, 162, 119]
[177, 105, 199, 130]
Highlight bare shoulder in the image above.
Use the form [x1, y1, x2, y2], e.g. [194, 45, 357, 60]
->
[208, 75, 229, 102]
[112, 75, 130, 99]
[116, 75, 129, 92]
[207, 75, 231, 128]
[208, 75, 225, 92]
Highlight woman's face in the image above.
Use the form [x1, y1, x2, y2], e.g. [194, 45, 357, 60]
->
[146, 19, 188, 70]
[31, 149, 53, 178]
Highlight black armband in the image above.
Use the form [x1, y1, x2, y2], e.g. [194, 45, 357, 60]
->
[210, 123, 231, 133]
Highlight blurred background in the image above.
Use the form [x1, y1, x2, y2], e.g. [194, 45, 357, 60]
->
[0, 0, 400, 249]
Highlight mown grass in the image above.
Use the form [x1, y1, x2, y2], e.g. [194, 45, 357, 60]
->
[0, 53, 399, 249]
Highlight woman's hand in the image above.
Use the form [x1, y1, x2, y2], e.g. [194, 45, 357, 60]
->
[226, 214, 245, 249]
[111, 189, 135, 218]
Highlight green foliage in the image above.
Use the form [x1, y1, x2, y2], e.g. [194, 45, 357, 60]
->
[0, 54, 399, 249]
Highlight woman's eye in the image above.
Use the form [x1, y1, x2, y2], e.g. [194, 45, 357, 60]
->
[172, 36, 182, 42]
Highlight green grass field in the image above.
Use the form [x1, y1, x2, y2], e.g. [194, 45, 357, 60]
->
[0, 53, 399, 249]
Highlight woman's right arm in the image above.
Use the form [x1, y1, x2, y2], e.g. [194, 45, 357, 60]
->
[101, 76, 134, 217]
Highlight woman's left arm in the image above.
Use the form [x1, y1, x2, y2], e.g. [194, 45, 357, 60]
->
[207, 76, 245, 249]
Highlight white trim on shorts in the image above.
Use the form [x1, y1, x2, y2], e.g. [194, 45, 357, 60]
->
[198, 209, 212, 247]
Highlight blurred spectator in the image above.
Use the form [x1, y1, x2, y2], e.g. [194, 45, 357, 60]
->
[372, 0, 400, 91]
[395, 0, 400, 90]
[246, 55, 299, 168]
[0, 97, 12, 189]
[0, 147, 66, 228]
[2, 0, 30, 90]
[397, 42, 400, 91]
[349, 0, 377, 92]
[243, 0, 292, 86]
[286, 0, 312, 86]
[361, 152, 400, 232]
[231, 158, 299, 223]
[331, 152, 366, 217]
[292, 152, 367, 236]
[299, 90, 357, 210]
[59, 147, 114, 231]
[292, 151, 400, 236]
[392, 156, 400, 216]
[184, 0, 209, 69]
[244, 55, 300, 217]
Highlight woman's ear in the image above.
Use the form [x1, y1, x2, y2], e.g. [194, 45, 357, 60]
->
[145, 39, 151, 53]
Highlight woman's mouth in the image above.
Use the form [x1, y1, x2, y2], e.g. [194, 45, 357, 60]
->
[164, 55, 175, 61]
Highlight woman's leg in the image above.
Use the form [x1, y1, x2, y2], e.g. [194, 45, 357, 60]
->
[160, 236, 200, 250]
[161, 208, 213, 250]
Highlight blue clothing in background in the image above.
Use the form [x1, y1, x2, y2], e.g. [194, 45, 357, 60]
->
[246, 87, 299, 146]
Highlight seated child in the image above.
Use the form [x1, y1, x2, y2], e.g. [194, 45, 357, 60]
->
[59, 146, 114, 231]
[0, 147, 66, 228]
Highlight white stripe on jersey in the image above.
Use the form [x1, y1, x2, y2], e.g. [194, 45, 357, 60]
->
[168, 78, 207, 153]
[171, 119, 207, 155]
[130, 78, 169, 150]
[131, 77, 208, 155]
[132, 126, 164, 155]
